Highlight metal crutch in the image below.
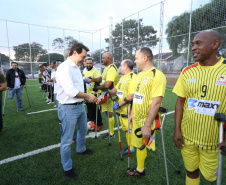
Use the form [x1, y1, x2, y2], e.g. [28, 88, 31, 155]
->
[215, 113, 226, 185]
[3, 90, 7, 116]
[95, 93, 99, 139]
[107, 94, 111, 146]
[127, 103, 132, 172]
[25, 85, 31, 107]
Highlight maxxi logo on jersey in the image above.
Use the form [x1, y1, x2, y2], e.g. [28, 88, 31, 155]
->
[134, 93, 145, 104]
[188, 98, 221, 116]
[215, 75, 226, 86]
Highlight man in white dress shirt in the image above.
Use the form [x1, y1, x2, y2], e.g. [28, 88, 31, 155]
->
[56, 43, 98, 180]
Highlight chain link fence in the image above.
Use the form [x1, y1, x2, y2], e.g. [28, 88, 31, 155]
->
[0, 0, 225, 78]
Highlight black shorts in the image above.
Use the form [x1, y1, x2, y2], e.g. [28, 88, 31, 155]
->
[38, 78, 42, 83]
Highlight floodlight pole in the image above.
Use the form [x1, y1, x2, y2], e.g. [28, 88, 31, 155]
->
[158, 2, 164, 71]
[28, 24, 33, 78]
[186, 0, 193, 66]
[5, 20, 11, 69]
[138, 12, 140, 48]
[99, 29, 101, 66]
[47, 27, 50, 65]
[122, 19, 124, 60]
[63, 29, 66, 60]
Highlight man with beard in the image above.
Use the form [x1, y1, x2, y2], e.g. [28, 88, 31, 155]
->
[84, 58, 103, 130]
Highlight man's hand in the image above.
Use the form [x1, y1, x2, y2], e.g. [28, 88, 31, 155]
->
[218, 141, 226, 156]
[113, 103, 120, 110]
[87, 77, 92, 83]
[141, 124, 152, 138]
[21, 85, 24, 90]
[87, 94, 98, 103]
[93, 86, 98, 92]
[174, 130, 184, 149]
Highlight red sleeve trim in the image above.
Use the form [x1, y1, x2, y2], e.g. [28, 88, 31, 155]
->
[182, 63, 198, 74]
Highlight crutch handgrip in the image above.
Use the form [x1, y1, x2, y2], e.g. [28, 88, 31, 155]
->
[158, 107, 168, 113]
[215, 113, 226, 122]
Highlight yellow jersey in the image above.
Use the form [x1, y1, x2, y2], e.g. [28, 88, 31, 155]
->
[84, 67, 101, 94]
[115, 72, 136, 114]
[102, 63, 119, 91]
[173, 57, 226, 147]
[130, 67, 166, 127]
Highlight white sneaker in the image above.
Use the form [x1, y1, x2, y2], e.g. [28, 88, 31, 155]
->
[54, 105, 57, 108]
[46, 99, 50, 103]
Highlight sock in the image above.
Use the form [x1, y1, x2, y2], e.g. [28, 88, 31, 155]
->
[186, 175, 200, 185]
[136, 148, 147, 171]
[109, 117, 114, 135]
[126, 132, 133, 150]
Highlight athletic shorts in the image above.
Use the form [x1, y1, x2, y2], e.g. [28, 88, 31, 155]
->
[38, 78, 42, 83]
[181, 140, 218, 182]
[131, 120, 146, 148]
[101, 98, 113, 112]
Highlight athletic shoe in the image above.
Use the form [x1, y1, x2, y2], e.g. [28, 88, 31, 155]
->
[102, 133, 115, 139]
[64, 169, 76, 180]
[47, 102, 54, 105]
[59, 122, 61, 125]
[46, 99, 50, 103]
[94, 125, 102, 131]
[77, 149, 93, 155]
[17, 109, 24, 112]
[54, 105, 57, 108]
[122, 147, 135, 155]
[126, 168, 146, 177]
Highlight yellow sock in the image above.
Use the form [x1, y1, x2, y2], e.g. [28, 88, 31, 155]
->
[136, 148, 147, 171]
[126, 132, 133, 150]
[109, 117, 114, 135]
[186, 175, 200, 185]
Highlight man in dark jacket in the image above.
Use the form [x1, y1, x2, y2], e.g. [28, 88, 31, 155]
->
[6, 62, 26, 111]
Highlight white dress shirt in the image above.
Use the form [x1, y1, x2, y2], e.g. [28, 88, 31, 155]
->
[56, 58, 84, 104]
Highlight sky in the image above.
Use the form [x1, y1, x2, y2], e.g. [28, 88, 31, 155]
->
[0, 0, 210, 59]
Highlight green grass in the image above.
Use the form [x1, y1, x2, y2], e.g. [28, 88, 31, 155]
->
[0, 81, 225, 185]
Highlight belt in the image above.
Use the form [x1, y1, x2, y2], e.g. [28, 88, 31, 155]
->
[62, 101, 84, 105]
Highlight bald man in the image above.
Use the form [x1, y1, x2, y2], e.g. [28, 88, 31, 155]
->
[173, 30, 226, 184]
[92, 52, 119, 139]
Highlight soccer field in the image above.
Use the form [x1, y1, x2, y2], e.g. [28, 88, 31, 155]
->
[0, 80, 225, 185]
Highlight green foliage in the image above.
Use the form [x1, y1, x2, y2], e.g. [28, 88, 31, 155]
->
[13, 42, 47, 62]
[105, 19, 158, 61]
[165, 0, 226, 59]
[37, 53, 64, 63]
[0, 53, 10, 61]
[52, 36, 79, 49]
[92, 49, 105, 64]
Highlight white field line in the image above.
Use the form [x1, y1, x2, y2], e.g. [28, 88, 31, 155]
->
[0, 111, 175, 165]
[27, 108, 57, 115]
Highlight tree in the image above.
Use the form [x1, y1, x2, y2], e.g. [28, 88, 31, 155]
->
[52, 36, 79, 49]
[37, 53, 64, 63]
[13, 42, 47, 61]
[92, 49, 105, 64]
[165, 0, 226, 59]
[105, 19, 158, 60]
[0, 53, 10, 62]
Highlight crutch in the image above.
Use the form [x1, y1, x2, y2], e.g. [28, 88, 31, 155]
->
[95, 93, 99, 139]
[134, 107, 170, 185]
[111, 95, 123, 161]
[25, 85, 31, 107]
[107, 94, 111, 146]
[3, 90, 7, 116]
[215, 113, 226, 185]
[127, 103, 132, 171]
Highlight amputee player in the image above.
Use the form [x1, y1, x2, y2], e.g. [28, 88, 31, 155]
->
[84, 58, 103, 130]
[108, 59, 136, 154]
[127, 47, 166, 177]
[92, 52, 119, 139]
[173, 30, 226, 185]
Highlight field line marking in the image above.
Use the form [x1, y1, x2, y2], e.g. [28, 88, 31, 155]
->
[27, 108, 57, 115]
[0, 111, 175, 165]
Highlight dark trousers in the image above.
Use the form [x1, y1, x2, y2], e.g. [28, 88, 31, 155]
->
[0, 100, 2, 131]
[86, 102, 102, 126]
